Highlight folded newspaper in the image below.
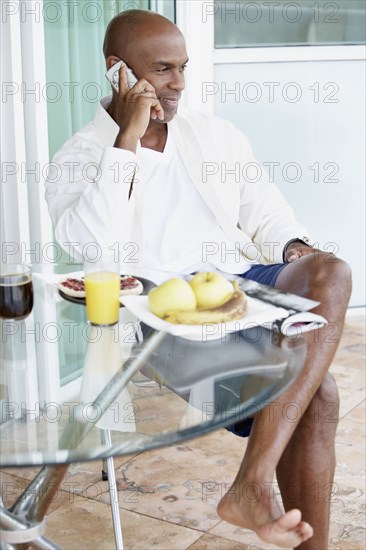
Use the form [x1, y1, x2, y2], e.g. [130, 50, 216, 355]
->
[234, 278, 327, 336]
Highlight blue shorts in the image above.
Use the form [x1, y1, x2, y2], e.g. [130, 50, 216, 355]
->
[226, 262, 287, 438]
[241, 262, 287, 287]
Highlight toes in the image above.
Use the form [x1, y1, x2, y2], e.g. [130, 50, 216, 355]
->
[276, 515, 314, 544]
[297, 521, 314, 540]
[263, 511, 314, 546]
[277, 509, 302, 531]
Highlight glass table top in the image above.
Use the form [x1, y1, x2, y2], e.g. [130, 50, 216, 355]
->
[0, 265, 306, 467]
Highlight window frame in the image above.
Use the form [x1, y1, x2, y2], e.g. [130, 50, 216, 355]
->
[176, 0, 366, 114]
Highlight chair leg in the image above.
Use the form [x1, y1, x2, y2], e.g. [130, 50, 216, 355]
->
[101, 430, 124, 550]
[102, 459, 108, 481]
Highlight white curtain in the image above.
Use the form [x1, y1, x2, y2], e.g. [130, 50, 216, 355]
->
[1, 0, 53, 265]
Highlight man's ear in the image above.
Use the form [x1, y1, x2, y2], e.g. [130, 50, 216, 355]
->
[106, 56, 121, 70]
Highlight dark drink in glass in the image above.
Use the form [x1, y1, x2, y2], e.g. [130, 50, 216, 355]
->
[0, 265, 33, 320]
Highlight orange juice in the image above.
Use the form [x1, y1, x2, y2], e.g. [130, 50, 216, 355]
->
[85, 271, 120, 325]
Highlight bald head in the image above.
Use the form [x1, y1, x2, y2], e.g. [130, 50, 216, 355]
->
[103, 10, 188, 123]
[103, 10, 183, 60]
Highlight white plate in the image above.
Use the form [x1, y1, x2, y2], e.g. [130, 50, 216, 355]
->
[120, 295, 289, 341]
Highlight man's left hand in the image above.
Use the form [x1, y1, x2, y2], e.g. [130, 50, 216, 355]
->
[285, 243, 317, 263]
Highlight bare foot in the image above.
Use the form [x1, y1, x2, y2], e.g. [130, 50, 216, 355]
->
[217, 483, 313, 548]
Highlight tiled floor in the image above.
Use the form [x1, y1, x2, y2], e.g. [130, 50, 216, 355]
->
[1, 314, 365, 549]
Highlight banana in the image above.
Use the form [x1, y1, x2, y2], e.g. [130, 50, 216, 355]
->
[164, 281, 247, 325]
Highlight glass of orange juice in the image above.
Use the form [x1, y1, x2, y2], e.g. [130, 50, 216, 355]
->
[84, 254, 120, 326]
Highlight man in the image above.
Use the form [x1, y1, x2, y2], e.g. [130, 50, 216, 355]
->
[45, 10, 352, 549]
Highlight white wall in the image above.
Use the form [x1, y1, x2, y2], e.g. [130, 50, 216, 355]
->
[214, 59, 365, 306]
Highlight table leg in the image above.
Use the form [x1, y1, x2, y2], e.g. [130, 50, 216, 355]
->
[10, 465, 68, 521]
[0, 464, 68, 549]
[1, 330, 167, 550]
[101, 431, 123, 550]
[0, 505, 61, 549]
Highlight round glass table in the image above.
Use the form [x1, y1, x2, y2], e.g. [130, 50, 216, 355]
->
[0, 264, 306, 549]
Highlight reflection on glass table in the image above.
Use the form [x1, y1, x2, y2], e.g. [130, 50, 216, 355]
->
[0, 264, 307, 549]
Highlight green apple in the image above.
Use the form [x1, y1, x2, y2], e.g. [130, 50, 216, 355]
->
[148, 278, 197, 318]
[189, 272, 233, 309]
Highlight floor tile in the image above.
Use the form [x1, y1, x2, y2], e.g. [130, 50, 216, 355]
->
[330, 317, 365, 419]
[1, 454, 137, 484]
[335, 418, 366, 479]
[342, 400, 365, 424]
[58, 455, 141, 497]
[209, 521, 280, 549]
[132, 391, 192, 435]
[0, 465, 42, 482]
[95, 441, 234, 531]
[187, 428, 248, 460]
[89, 429, 247, 533]
[330, 361, 365, 418]
[187, 532, 255, 549]
[328, 522, 366, 550]
[45, 496, 203, 549]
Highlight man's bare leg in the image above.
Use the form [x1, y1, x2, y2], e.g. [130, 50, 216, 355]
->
[276, 373, 339, 550]
[217, 252, 352, 547]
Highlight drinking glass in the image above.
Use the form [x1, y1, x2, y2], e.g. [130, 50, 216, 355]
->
[0, 264, 33, 320]
[84, 255, 120, 326]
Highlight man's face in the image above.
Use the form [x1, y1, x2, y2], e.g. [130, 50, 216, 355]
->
[124, 30, 188, 122]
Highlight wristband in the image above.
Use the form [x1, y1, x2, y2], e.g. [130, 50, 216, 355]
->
[283, 238, 311, 263]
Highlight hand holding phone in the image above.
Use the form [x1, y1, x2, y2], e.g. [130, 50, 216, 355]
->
[106, 58, 164, 152]
[105, 60, 138, 92]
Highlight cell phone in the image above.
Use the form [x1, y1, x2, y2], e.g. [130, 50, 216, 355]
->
[105, 60, 138, 92]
